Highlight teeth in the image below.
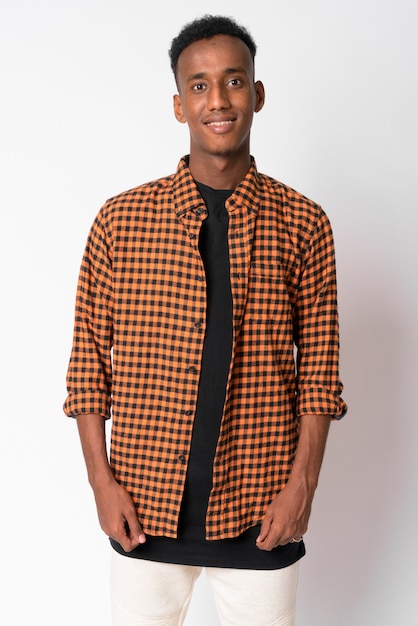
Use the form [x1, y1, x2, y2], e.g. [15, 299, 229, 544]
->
[207, 120, 233, 126]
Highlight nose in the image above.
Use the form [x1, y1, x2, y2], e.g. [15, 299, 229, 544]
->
[207, 83, 230, 110]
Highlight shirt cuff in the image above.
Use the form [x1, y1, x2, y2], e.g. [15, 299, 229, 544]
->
[63, 390, 111, 419]
[296, 387, 347, 420]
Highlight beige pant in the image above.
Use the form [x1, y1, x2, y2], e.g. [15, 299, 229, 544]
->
[111, 550, 299, 626]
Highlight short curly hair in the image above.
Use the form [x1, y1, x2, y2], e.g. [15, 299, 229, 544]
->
[169, 14, 257, 76]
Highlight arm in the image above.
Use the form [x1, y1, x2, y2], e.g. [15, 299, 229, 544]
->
[255, 208, 345, 551]
[77, 413, 146, 551]
[65, 212, 145, 550]
[256, 413, 330, 550]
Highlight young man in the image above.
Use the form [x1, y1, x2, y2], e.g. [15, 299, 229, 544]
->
[64, 14, 346, 626]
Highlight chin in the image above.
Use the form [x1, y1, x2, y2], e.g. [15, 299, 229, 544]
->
[214, 149, 234, 157]
[212, 144, 236, 157]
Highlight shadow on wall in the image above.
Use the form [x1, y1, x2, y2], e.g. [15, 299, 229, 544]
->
[296, 244, 414, 625]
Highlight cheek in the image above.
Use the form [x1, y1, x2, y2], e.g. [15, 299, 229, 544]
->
[185, 107, 203, 128]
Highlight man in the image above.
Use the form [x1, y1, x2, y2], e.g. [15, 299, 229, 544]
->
[64, 14, 346, 626]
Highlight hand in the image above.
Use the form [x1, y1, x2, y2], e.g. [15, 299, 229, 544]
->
[92, 475, 146, 552]
[75, 413, 146, 552]
[256, 414, 331, 551]
[255, 480, 312, 551]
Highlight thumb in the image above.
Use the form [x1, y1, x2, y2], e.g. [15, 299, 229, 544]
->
[256, 514, 272, 544]
[125, 510, 146, 545]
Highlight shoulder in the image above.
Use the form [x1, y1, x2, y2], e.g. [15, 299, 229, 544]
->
[98, 173, 176, 222]
[255, 172, 334, 249]
[257, 172, 324, 221]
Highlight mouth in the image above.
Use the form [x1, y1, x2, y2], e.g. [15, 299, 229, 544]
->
[206, 120, 234, 127]
[204, 118, 236, 132]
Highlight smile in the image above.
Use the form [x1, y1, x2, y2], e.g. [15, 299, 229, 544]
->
[206, 120, 233, 127]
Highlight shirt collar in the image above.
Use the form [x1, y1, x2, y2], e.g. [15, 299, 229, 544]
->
[173, 156, 260, 218]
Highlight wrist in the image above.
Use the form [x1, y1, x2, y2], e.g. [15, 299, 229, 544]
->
[287, 468, 318, 498]
[87, 462, 114, 491]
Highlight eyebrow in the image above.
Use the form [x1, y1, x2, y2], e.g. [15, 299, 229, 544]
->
[187, 66, 248, 82]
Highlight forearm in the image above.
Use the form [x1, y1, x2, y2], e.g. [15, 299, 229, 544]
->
[76, 413, 114, 488]
[288, 413, 331, 495]
[76, 413, 145, 549]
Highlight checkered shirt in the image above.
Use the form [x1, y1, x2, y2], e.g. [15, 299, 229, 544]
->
[64, 156, 347, 539]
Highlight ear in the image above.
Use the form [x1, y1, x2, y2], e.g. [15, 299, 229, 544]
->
[254, 80, 265, 113]
[173, 94, 187, 123]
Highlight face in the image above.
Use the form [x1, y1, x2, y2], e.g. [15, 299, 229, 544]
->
[173, 35, 265, 161]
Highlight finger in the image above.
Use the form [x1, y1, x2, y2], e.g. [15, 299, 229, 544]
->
[123, 505, 146, 544]
[256, 520, 294, 550]
[256, 525, 281, 551]
[126, 518, 146, 546]
[112, 525, 141, 553]
[110, 523, 135, 552]
[256, 534, 279, 551]
[256, 513, 272, 545]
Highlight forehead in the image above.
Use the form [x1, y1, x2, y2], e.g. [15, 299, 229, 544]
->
[176, 34, 254, 78]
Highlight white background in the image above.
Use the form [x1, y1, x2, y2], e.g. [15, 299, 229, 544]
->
[1, 0, 417, 624]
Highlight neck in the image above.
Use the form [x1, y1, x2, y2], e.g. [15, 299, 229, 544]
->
[188, 152, 251, 190]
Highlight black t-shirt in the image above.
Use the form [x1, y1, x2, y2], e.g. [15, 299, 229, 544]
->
[110, 182, 305, 569]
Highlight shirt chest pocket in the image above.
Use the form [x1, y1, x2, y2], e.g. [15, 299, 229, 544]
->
[243, 265, 294, 325]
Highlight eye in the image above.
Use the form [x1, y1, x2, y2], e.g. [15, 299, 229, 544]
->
[228, 78, 242, 87]
[192, 82, 206, 91]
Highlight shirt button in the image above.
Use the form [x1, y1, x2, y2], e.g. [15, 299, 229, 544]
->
[189, 233, 196, 239]
[197, 275, 204, 282]
[177, 454, 186, 463]
[186, 366, 197, 373]
[194, 321, 201, 328]
[185, 410, 193, 416]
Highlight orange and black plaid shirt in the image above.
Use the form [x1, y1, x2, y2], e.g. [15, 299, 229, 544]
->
[64, 157, 346, 540]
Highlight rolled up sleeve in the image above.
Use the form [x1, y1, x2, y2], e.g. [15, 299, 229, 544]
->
[294, 210, 347, 419]
[63, 210, 113, 419]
